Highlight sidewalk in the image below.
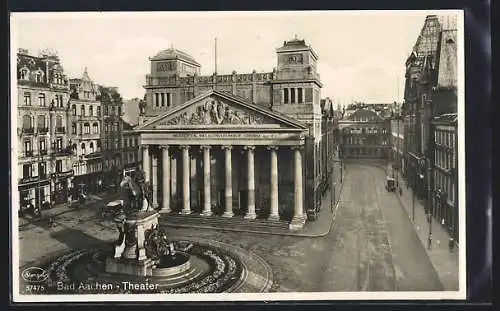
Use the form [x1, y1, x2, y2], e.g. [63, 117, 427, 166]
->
[17, 192, 113, 227]
[393, 170, 459, 290]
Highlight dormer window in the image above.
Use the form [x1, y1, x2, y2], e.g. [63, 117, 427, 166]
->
[35, 71, 43, 83]
[19, 68, 29, 80]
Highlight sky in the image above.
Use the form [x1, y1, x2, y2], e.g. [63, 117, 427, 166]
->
[11, 11, 458, 106]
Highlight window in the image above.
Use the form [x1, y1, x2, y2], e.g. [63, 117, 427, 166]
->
[22, 115, 32, 129]
[290, 88, 296, 103]
[89, 105, 94, 116]
[35, 72, 43, 83]
[56, 160, 62, 173]
[56, 116, 63, 129]
[38, 93, 46, 106]
[24, 92, 31, 106]
[84, 123, 90, 134]
[96, 140, 101, 149]
[72, 123, 77, 135]
[24, 139, 32, 154]
[72, 104, 77, 116]
[155, 93, 160, 107]
[104, 106, 109, 115]
[81, 105, 85, 116]
[92, 123, 99, 134]
[81, 143, 86, 153]
[118, 107, 121, 116]
[298, 88, 303, 103]
[283, 88, 289, 103]
[39, 138, 46, 153]
[135, 138, 138, 146]
[111, 106, 116, 116]
[104, 124, 108, 133]
[56, 137, 63, 150]
[20, 69, 28, 80]
[38, 162, 46, 178]
[124, 139, 127, 148]
[37, 115, 46, 130]
[23, 164, 32, 178]
[90, 142, 94, 153]
[97, 106, 101, 117]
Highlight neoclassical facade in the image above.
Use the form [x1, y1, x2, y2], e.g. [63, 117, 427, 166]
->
[136, 38, 335, 229]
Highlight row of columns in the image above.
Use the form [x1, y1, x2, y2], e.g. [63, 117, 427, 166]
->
[141, 144, 304, 223]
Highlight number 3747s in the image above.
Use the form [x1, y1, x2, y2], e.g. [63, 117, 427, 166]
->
[26, 284, 46, 292]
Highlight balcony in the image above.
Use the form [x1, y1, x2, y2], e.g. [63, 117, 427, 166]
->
[56, 126, 66, 134]
[22, 127, 35, 135]
[37, 127, 49, 134]
[51, 147, 73, 156]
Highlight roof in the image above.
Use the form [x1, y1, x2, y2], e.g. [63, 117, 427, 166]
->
[436, 29, 457, 89]
[432, 113, 457, 124]
[276, 38, 318, 59]
[346, 108, 384, 121]
[150, 47, 201, 66]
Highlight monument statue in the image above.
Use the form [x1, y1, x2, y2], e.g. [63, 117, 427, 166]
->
[119, 164, 152, 217]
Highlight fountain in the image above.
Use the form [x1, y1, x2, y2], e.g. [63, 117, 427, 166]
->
[105, 174, 191, 277]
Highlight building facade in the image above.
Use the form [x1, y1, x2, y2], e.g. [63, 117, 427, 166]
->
[69, 69, 103, 195]
[122, 120, 141, 174]
[402, 14, 458, 201]
[136, 38, 334, 229]
[431, 113, 458, 242]
[16, 49, 73, 211]
[338, 106, 391, 159]
[390, 113, 405, 184]
[99, 86, 124, 189]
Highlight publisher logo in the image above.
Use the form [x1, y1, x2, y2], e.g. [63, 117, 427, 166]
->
[21, 267, 49, 283]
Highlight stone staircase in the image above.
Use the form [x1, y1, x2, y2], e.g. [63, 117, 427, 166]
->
[159, 212, 291, 234]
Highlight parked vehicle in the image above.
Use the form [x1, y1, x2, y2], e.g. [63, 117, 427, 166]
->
[385, 176, 396, 192]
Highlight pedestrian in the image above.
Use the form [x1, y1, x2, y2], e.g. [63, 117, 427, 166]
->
[448, 237, 454, 253]
[427, 233, 433, 250]
[98, 179, 102, 193]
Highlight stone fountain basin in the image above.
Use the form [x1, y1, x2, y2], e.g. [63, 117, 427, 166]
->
[152, 252, 191, 277]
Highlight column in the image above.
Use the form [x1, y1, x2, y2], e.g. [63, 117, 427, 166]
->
[151, 152, 159, 209]
[160, 145, 170, 213]
[222, 145, 233, 218]
[289, 146, 305, 230]
[301, 88, 305, 103]
[201, 145, 212, 216]
[268, 146, 279, 221]
[142, 145, 150, 183]
[180, 145, 191, 215]
[171, 155, 177, 204]
[295, 88, 299, 104]
[244, 146, 256, 220]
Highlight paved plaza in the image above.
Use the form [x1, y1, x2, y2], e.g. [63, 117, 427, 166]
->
[17, 163, 457, 292]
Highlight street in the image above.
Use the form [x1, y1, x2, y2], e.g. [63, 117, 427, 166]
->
[18, 163, 443, 292]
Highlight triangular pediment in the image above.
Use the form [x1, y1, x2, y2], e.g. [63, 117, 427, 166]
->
[136, 90, 307, 131]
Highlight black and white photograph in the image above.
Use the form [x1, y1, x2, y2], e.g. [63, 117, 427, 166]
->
[10, 10, 465, 302]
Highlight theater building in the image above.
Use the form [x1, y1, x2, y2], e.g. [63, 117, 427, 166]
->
[135, 38, 333, 229]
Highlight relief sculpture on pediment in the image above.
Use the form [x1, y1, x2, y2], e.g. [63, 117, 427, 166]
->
[164, 99, 265, 126]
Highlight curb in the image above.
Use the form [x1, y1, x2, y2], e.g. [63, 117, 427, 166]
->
[162, 172, 348, 238]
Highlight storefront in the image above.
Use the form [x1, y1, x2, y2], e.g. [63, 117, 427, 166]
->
[51, 169, 74, 205]
[18, 176, 51, 211]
